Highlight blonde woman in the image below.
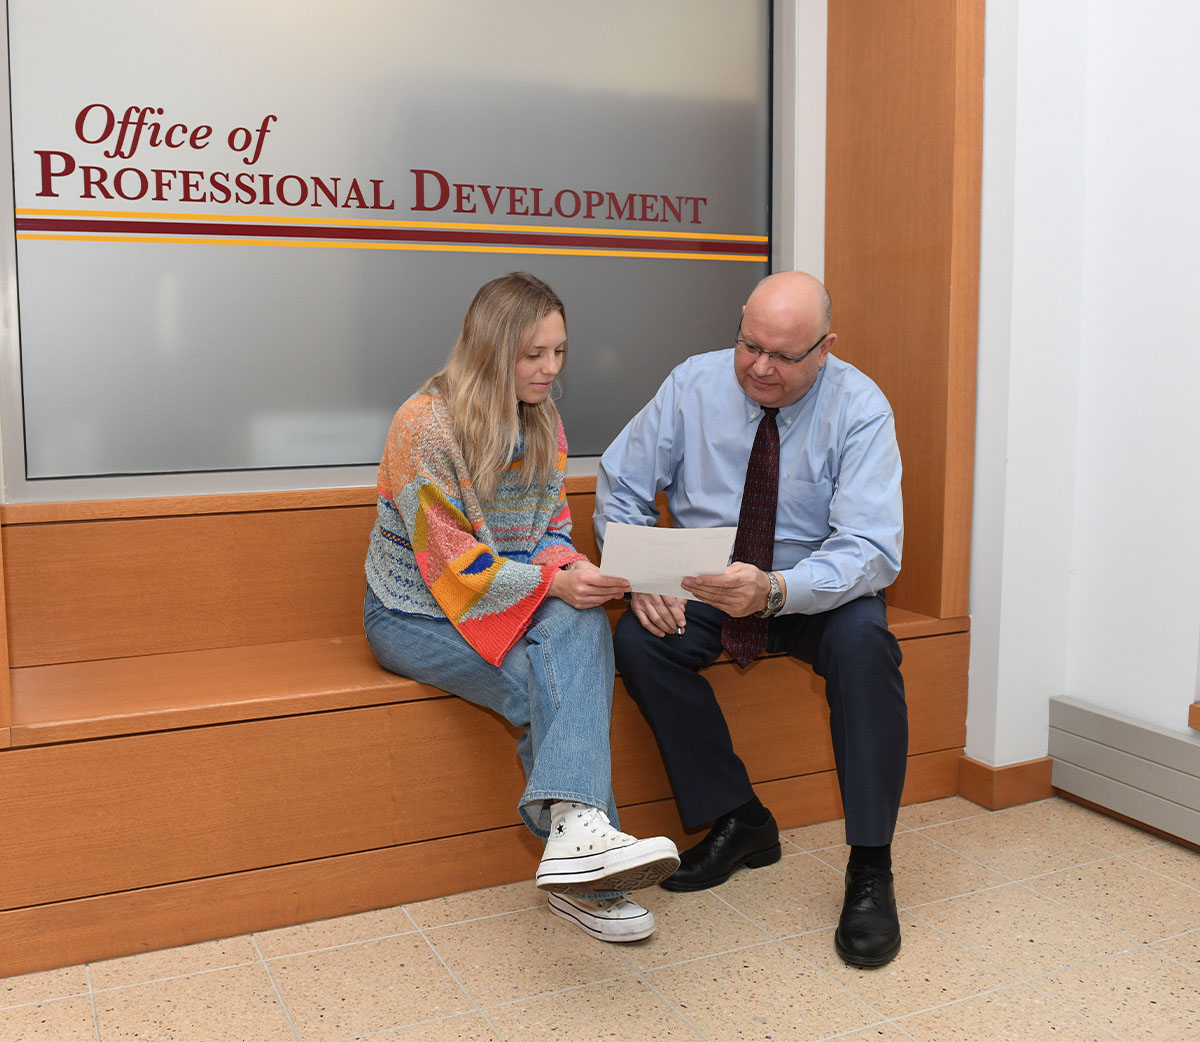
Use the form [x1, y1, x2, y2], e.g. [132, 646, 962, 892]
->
[364, 272, 678, 942]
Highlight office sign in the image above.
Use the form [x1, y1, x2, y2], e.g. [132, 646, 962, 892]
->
[8, 0, 770, 480]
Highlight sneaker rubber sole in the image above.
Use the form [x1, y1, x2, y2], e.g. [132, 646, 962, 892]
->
[547, 892, 656, 942]
[536, 836, 680, 895]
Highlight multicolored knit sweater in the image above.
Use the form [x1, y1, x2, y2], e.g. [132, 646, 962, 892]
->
[365, 391, 586, 666]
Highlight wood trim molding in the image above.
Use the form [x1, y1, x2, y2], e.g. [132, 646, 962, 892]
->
[0, 477, 603, 526]
[957, 755, 1054, 810]
[0, 487, 378, 525]
[1189, 702, 1199, 732]
[564, 475, 598, 495]
[0, 510, 12, 732]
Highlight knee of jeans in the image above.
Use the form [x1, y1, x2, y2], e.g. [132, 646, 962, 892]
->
[540, 597, 599, 628]
[530, 600, 611, 651]
[578, 603, 611, 639]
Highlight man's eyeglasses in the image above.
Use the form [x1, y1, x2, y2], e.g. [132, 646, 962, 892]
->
[734, 328, 827, 368]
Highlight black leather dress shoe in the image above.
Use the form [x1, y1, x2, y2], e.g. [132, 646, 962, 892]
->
[660, 811, 781, 892]
[834, 865, 901, 967]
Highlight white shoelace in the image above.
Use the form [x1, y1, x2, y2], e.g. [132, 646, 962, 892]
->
[566, 804, 635, 844]
[590, 895, 635, 912]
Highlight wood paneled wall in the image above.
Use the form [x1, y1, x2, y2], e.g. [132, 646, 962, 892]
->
[2, 501, 376, 667]
[825, 0, 983, 619]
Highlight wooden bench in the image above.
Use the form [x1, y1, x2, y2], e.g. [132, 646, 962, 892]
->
[0, 480, 968, 978]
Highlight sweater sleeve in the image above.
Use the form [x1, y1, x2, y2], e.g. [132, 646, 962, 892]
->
[381, 399, 557, 666]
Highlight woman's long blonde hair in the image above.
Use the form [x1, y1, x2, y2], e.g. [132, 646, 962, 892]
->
[424, 272, 565, 502]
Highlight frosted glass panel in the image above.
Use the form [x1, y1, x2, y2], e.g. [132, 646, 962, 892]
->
[8, 0, 770, 479]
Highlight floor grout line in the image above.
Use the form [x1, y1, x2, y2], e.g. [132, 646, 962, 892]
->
[1114, 848, 1200, 893]
[404, 902, 514, 1042]
[466, 969, 648, 1013]
[903, 902, 1141, 986]
[773, 933, 895, 1027]
[254, 930, 419, 962]
[1022, 974, 1129, 1041]
[85, 958, 264, 995]
[84, 964, 101, 1042]
[1005, 868, 1194, 948]
[250, 934, 303, 1042]
[612, 965, 716, 1042]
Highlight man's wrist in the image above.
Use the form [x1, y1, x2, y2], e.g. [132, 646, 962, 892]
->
[756, 570, 785, 618]
[758, 570, 772, 612]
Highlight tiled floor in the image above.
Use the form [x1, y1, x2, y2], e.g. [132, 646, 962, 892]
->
[4, 796, 1199, 1041]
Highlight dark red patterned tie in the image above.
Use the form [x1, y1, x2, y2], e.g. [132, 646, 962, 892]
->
[721, 407, 779, 666]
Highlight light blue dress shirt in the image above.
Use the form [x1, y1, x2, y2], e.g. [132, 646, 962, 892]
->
[594, 348, 903, 616]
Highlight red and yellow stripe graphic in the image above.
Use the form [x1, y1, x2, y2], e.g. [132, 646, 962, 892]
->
[15, 209, 769, 263]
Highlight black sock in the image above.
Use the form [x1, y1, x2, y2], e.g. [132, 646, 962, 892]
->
[727, 796, 770, 828]
[848, 843, 892, 871]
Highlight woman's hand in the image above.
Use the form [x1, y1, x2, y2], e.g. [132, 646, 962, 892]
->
[549, 560, 630, 609]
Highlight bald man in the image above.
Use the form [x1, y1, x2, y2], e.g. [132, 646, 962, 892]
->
[594, 271, 907, 967]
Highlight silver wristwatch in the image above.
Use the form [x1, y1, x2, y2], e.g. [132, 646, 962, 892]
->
[756, 571, 784, 618]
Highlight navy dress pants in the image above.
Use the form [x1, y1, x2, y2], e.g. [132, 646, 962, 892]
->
[614, 592, 908, 846]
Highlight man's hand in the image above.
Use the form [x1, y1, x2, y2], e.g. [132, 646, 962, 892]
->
[548, 561, 630, 610]
[681, 563, 771, 617]
[631, 591, 688, 637]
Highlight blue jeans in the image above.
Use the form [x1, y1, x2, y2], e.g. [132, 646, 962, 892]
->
[364, 587, 619, 839]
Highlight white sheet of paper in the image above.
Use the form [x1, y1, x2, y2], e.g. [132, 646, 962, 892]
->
[598, 522, 737, 599]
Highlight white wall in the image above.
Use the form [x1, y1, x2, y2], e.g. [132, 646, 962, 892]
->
[1067, 2, 1200, 732]
[969, 1, 1200, 765]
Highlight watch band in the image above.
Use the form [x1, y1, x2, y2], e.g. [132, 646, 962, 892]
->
[756, 571, 783, 618]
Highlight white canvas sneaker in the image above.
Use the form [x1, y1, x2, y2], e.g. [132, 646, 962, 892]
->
[547, 891, 656, 942]
[535, 803, 679, 894]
